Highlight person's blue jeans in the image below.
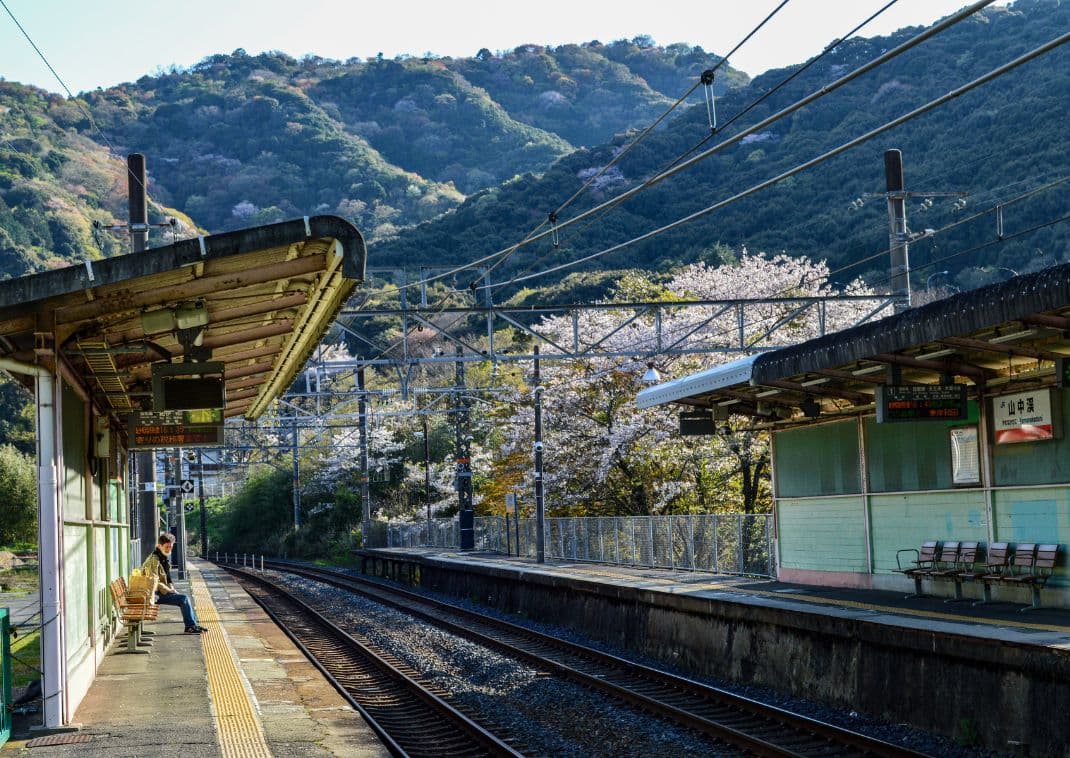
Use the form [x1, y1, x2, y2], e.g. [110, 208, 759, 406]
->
[156, 592, 199, 627]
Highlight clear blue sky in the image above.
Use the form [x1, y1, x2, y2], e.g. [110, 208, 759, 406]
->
[2, 1, 1000, 95]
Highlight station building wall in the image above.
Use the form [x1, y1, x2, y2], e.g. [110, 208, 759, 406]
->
[772, 391, 1070, 603]
[57, 378, 129, 716]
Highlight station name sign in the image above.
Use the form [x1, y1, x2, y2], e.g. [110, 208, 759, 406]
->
[127, 409, 224, 449]
[875, 384, 968, 423]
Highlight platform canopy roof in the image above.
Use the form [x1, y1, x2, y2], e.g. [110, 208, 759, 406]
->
[0, 215, 365, 423]
[637, 262, 1070, 426]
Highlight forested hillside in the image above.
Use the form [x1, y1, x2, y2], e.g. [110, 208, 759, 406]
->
[376, 0, 1070, 293]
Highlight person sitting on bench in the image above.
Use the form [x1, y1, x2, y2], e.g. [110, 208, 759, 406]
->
[142, 533, 207, 634]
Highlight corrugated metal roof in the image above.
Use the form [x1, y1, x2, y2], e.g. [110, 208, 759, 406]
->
[752, 262, 1070, 382]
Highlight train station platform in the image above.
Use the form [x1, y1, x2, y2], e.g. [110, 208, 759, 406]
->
[358, 547, 1070, 753]
[1, 560, 387, 758]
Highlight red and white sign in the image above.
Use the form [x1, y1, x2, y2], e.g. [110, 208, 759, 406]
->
[993, 390, 1053, 444]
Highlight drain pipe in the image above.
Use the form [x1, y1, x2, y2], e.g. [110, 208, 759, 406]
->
[0, 358, 66, 727]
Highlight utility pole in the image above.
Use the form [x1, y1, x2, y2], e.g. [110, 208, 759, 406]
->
[880, 149, 967, 312]
[358, 368, 371, 539]
[291, 416, 301, 528]
[129, 154, 158, 562]
[455, 346, 474, 550]
[197, 449, 207, 559]
[533, 344, 545, 564]
[422, 408, 432, 537]
[884, 149, 911, 313]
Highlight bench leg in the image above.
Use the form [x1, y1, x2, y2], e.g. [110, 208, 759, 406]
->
[904, 574, 926, 598]
[1019, 585, 1042, 612]
[944, 580, 966, 603]
[117, 623, 150, 655]
[972, 581, 995, 606]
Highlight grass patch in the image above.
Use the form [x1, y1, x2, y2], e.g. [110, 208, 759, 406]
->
[9, 628, 40, 689]
[0, 567, 37, 594]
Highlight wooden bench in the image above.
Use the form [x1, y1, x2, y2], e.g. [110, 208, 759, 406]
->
[108, 578, 158, 654]
[894, 540, 939, 597]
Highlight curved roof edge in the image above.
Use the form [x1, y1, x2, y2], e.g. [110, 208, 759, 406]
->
[636, 354, 759, 409]
[0, 214, 366, 309]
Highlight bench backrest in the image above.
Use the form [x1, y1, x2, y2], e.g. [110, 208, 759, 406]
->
[1033, 544, 1060, 573]
[1010, 543, 1038, 573]
[918, 541, 939, 563]
[957, 541, 981, 565]
[107, 579, 126, 609]
[937, 541, 960, 565]
[986, 542, 1010, 570]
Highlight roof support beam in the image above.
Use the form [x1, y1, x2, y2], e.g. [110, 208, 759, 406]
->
[871, 352, 987, 382]
[938, 336, 1051, 360]
[56, 255, 326, 324]
[757, 379, 871, 404]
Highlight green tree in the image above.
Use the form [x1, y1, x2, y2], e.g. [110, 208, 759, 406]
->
[0, 444, 37, 546]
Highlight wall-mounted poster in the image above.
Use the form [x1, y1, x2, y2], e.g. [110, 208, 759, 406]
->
[993, 390, 1054, 444]
[949, 426, 980, 485]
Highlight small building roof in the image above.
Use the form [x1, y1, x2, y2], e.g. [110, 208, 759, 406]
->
[638, 262, 1070, 425]
[0, 215, 365, 423]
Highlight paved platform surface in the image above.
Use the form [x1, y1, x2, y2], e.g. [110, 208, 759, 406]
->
[371, 548, 1070, 646]
[2, 560, 387, 758]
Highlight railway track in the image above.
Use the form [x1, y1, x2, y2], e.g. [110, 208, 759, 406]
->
[245, 559, 932, 758]
[229, 567, 523, 758]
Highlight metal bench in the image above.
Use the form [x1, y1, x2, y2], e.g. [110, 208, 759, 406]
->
[894, 540, 940, 597]
[999, 544, 1060, 610]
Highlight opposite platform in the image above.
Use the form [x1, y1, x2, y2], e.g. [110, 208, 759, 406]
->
[2, 560, 387, 758]
[359, 547, 1070, 754]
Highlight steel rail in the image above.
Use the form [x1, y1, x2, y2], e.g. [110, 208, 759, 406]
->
[259, 560, 933, 758]
[225, 566, 523, 758]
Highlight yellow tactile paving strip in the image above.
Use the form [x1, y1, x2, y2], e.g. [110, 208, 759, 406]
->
[493, 558, 1070, 635]
[190, 570, 273, 758]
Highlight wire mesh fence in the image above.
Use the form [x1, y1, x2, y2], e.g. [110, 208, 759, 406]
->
[382, 513, 775, 577]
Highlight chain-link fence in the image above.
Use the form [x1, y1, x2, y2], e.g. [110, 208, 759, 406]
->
[382, 513, 775, 577]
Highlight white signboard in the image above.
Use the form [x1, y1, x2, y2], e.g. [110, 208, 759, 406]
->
[949, 426, 980, 485]
[993, 390, 1054, 444]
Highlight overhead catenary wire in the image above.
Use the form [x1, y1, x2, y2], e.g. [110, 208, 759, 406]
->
[369, 0, 990, 304]
[0, 0, 149, 198]
[498, 1, 903, 289]
[474, 0, 794, 286]
[491, 29, 1070, 290]
[468, 0, 997, 290]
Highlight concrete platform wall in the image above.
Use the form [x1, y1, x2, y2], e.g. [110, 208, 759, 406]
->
[368, 553, 1070, 755]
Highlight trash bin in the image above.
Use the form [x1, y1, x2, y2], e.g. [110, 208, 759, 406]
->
[1, 608, 11, 747]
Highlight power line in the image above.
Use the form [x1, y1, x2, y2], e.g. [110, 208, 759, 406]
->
[0, 0, 149, 200]
[491, 29, 1070, 290]
[499, 0, 904, 288]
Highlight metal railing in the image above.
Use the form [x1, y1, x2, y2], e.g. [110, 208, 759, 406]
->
[383, 514, 775, 577]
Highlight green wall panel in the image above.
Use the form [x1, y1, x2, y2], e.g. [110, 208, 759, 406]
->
[864, 419, 954, 492]
[869, 491, 988, 573]
[63, 524, 89, 663]
[992, 390, 1070, 486]
[992, 488, 1069, 587]
[777, 497, 867, 572]
[62, 385, 86, 521]
[775, 421, 860, 497]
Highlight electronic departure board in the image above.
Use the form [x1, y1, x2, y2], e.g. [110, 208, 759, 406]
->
[127, 410, 224, 449]
[876, 384, 968, 423]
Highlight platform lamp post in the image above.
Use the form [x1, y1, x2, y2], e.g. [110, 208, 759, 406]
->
[198, 449, 207, 559]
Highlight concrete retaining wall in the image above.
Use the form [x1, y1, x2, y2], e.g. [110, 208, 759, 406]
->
[360, 550, 1070, 756]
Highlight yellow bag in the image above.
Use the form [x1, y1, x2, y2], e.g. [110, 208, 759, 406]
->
[128, 573, 157, 599]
